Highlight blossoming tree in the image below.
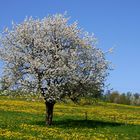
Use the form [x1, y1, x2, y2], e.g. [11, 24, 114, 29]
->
[0, 14, 110, 125]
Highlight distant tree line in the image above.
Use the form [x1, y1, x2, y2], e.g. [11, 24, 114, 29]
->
[102, 90, 140, 106]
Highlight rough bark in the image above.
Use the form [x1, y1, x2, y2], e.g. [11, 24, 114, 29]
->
[45, 101, 55, 126]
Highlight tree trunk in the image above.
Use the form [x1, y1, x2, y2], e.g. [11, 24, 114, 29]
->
[45, 101, 55, 126]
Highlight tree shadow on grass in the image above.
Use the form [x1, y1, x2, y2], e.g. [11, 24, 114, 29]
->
[30, 119, 125, 128]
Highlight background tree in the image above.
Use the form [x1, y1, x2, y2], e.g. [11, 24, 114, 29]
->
[103, 91, 140, 106]
[0, 14, 110, 125]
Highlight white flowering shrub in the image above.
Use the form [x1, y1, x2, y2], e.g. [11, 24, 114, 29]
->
[0, 14, 110, 125]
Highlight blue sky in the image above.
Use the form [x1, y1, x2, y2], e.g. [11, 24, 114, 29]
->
[0, 0, 140, 93]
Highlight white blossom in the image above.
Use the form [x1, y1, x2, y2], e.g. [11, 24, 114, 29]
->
[0, 13, 110, 103]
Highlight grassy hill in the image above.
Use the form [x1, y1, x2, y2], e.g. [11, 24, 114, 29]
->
[0, 96, 140, 140]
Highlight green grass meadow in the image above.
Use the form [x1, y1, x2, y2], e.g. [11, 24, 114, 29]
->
[0, 96, 140, 140]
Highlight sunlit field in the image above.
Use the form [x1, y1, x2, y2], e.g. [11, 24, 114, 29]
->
[0, 96, 140, 140]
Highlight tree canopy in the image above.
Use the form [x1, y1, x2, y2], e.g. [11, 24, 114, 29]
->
[0, 14, 110, 125]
